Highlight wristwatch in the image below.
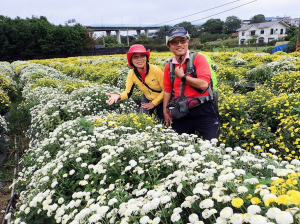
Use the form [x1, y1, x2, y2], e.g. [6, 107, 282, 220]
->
[181, 74, 187, 81]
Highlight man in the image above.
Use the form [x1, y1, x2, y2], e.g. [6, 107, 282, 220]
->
[163, 27, 220, 141]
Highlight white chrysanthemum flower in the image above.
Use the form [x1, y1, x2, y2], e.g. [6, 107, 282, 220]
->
[89, 204, 100, 212]
[173, 207, 182, 213]
[4, 213, 11, 220]
[215, 217, 227, 224]
[24, 207, 31, 214]
[244, 178, 259, 184]
[220, 207, 233, 219]
[249, 215, 267, 224]
[181, 200, 192, 208]
[247, 205, 261, 215]
[161, 195, 171, 204]
[81, 163, 87, 167]
[108, 198, 118, 206]
[153, 217, 161, 224]
[140, 216, 150, 224]
[96, 206, 109, 216]
[109, 184, 115, 190]
[237, 186, 248, 194]
[218, 174, 228, 182]
[69, 169, 75, 175]
[199, 199, 214, 209]
[124, 208, 132, 217]
[267, 165, 275, 170]
[189, 213, 199, 223]
[79, 180, 88, 186]
[129, 160, 137, 167]
[266, 207, 281, 219]
[262, 193, 277, 201]
[260, 189, 271, 197]
[171, 213, 181, 223]
[243, 213, 252, 222]
[276, 169, 288, 177]
[275, 211, 294, 224]
[89, 214, 101, 223]
[202, 209, 212, 219]
[230, 213, 243, 224]
[222, 195, 232, 203]
[58, 197, 64, 204]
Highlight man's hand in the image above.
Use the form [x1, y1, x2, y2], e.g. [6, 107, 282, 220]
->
[174, 66, 185, 79]
[141, 102, 155, 110]
[106, 93, 120, 105]
[163, 111, 172, 127]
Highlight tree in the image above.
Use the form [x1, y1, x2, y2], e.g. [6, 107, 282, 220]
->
[223, 16, 242, 34]
[174, 21, 198, 37]
[103, 36, 118, 47]
[155, 25, 172, 39]
[201, 19, 224, 34]
[250, 14, 266, 24]
[285, 26, 298, 43]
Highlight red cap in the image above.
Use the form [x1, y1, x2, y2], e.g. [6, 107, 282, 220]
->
[126, 44, 150, 68]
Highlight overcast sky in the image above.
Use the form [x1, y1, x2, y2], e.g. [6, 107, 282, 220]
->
[1, 0, 299, 34]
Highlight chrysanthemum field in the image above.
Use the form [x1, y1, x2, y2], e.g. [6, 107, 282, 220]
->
[1, 51, 300, 224]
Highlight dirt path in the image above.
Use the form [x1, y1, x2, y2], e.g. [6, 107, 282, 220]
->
[0, 181, 13, 222]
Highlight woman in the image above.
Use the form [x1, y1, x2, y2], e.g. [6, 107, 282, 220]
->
[106, 44, 164, 121]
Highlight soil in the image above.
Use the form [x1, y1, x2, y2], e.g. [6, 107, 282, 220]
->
[0, 181, 13, 222]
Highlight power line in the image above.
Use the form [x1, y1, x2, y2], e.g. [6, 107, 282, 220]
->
[190, 0, 258, 23]
[154, 0, 240, 25]
[138, 0, 203, 24]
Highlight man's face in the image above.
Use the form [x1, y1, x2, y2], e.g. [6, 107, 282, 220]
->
[168, 37, 189, 57]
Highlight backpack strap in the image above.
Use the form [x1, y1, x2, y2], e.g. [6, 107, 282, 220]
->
[169, 52, 214, 99]
[134, 65, 162, 93]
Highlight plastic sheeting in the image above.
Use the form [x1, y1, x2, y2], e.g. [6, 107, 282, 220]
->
[271, 44, 288, 54]
[271, 44, 294, 54]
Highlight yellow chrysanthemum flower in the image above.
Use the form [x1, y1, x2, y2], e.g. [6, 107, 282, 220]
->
[232, 198, 244, 208]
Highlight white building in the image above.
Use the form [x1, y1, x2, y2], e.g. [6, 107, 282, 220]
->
[236, 21, 290, 45]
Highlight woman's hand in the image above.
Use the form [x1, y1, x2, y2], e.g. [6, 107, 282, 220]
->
[141, 102, 155, 110]
[106, 93, 120, 105]
[163, 110, 172, 127]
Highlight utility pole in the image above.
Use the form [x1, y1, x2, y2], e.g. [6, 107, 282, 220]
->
[297, 19, 300, 52]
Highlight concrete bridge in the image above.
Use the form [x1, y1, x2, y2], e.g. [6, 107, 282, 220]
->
[85, 24, 161, 43]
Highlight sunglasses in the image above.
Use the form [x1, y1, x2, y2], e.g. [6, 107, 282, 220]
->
[169, 38, 188, 46]
[132, 54, 147, 60]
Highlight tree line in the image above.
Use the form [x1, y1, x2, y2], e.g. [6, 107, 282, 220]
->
[0, 15, 93, 61]
[0, 14, 298, 60]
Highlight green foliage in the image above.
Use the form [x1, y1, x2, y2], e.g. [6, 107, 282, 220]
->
[155, 25, 172, 39]
[249, 14, 266, 24]
[198, 33, 230, 43]
[223, 16, 242, 34]
[0, 16, 89, 60]
[0, 89, 10, 115]
[201, 18, 224, 34]
[285, 26, 298, 45]
[174, 21, 198, 37]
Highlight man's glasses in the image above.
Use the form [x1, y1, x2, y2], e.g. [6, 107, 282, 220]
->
[132, 54, 147, 60]
[169, 38, 188, 46]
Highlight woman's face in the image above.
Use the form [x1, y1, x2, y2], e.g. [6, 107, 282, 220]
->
[131, 53, 147, 69]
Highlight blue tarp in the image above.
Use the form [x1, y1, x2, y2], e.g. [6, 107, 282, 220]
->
[271, 44, 295, 54]
[271, 44, 288, 54]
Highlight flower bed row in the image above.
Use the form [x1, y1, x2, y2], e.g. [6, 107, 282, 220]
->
[30, 52, 300, 160]
[0, 62, 18, 140]
[1, 52, 299, 224]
